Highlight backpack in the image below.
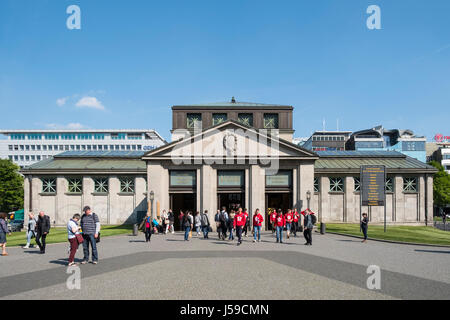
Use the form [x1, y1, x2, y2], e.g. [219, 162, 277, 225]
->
[311, 214, 317, 225]
[215, 213, 220, 222]
[219, 212, 227, 223]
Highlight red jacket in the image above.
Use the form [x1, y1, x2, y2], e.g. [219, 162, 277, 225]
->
[274, 214, 285, 227]
[253, 213, 264, 227]
[234, 212, 246, 228]
[270, 212, 277, 222]
[243, 212, 249, 222]
[285, 212, 293, 223]
[293, 211, 300, 222]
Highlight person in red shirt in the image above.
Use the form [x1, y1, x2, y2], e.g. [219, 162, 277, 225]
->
[292, 209, 300, 237]
[243, 209, 249, 237]
[270, 210, 277, 235]
[233, 207, 246, 246]
[274, 209, 286, 243]
[252, 209, 264, 243]
[284, 209, 293, 239]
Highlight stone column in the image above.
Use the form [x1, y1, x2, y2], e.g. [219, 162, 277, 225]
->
[344, 176, 354, 223]
[320, 176, 330, 222]
[109, 176, 120, 224]
[250, 165, 265, 229]
[245, 167, 250, 211]
[147, 162, 169, 219]
[394, 176, 404, 222]
[426, 175, 434, 225]
[201, 165, 217, 228]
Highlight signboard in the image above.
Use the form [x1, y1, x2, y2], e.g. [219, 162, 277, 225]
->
[266, 171, 292, 187]
[170, 171, 196, 187]
[361, 165, 385, 206]
[218, 171, 244, 187]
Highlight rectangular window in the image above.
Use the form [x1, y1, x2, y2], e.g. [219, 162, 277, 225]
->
[11, 133, 25, 140]
[44, 133, 59, 140]
[111, 133, 126, 140]
[67, 177, 83, 193]
[127, 133, 142, 140]
[37, 145, 41, 150]
[70, 145, 75, 150]
[54, 145, 59, 151]
[218, 171, 244, 187]
[42, 178, 57, 193]
[385, 177, 394, 192]
[238, 113, 254, 127]
[314, 177, 320, 192]
[94, 177, 109, 193]
[212, 113, 227, 126]
[77, 133, 92, 140]
[48, 145, 53, 151]
[92, 145, 97, 150]
[403, 177, 418, 192]
[14, 155, 18, 161]
[263, 113, 279, 129]
[170, 171, 196, 187]
[119, 177, 135, 193]
[94, 133, 105, 140]
[8, 145, 12, 151]
[354, 177, 361, 192]
[37, 155, 41, 161]
[265, 170, 292, 187]
[61, 133, 76, 140]
[187, 113, 202, 129]
[42, 145, 47, 151]
[329, 177, 344, 192]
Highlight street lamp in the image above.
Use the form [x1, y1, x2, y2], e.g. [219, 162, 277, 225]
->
[150, 191, 155, 219]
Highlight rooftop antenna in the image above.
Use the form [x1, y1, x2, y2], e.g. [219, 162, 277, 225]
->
[231, 97, 236, 103]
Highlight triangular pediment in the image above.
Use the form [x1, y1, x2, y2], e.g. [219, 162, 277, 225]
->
[142, 120, 318, 161]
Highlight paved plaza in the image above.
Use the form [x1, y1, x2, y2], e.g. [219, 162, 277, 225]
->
[0, 231, 449, 300]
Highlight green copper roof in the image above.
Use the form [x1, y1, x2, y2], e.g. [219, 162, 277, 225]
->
[23, 158, 146, 171]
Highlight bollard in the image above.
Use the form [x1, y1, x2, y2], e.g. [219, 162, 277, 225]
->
[320, 223, 326, 235]
[133, 223, 138, 236]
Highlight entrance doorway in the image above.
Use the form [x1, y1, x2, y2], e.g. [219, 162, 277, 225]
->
[170, 193, 196, 231]
[265, 193, 292, 230]
[217, 193, 245, 213]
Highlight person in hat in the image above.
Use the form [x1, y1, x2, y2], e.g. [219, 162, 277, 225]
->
[80, 206, 101, 264]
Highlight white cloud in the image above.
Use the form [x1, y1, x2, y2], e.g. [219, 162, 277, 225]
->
[45, 123, 87, 130]
[75, 96, 105, 111]
[56, 97, 67, 106]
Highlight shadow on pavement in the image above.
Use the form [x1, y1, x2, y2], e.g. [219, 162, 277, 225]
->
[414, 249, 450, 254]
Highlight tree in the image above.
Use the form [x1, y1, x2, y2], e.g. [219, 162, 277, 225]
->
[0, 159, 24, 212]
[429, 161, 450, 208]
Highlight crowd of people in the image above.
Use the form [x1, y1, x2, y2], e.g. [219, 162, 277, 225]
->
[0, 205, 371, 265]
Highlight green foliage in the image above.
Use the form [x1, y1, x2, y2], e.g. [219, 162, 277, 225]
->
[429, 161, 450, 207]
[0, 159, 24, 212]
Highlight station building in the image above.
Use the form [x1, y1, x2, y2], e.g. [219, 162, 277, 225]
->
[21, 100, 437, 229]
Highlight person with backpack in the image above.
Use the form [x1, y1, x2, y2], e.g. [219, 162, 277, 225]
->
[139, 214, 154, 243]
[80, 206, 100, 264]
[183, 211, 193, 241]
[227, 210, 236, 241]
[233, 207, 246, 246]
[168, 209, 175, 234]
[219, 207, 228, 240]
[284, 209, 293, 240]
[67, 213, 81, 266]
[23, 212, 37, 249]
[292, 209, 300, 237]
[361, 213, 369, 243]
[36, 211, 51, 254]
[269, 210, 277, 235]
[274, 209, 286, 243]
[252, 209, 264, 243]
[303, 209, 316, 246]
[0, 212, 11, 256]
[242, 208, 249, 237]
[200, 210, 210, 239]
[194, 211, 202, 236]
[214, 210, 222, 239]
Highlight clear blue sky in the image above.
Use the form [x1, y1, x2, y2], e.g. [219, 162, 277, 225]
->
[1, 0, 449, 141]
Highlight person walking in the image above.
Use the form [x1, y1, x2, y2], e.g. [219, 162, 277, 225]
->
[252, 209, 264, 243]
[292, 209, 300, 238]
[168, 209, 175, 234]
[183, 211, 193, 241]
[80, 206, 100, 264]
[227, 210, 236, 241]
[36, 211, 51, 254]
[274, 209, 285, 243]
[242, 209, 249, 237]
[194, 211, 202, 236]
[233, 208, 246, 246]
[67, 214, 81, 266]
[270, 210, 277, 235]
[284, 209, 293, 240]
[161, 210, 168, 234]
[361, 213, 369, 243]
[219, 207, 228, 240]
[303, 209, 315, 246]
[200, 210, 210, 239]
[215, 210, 222, 239]
[0, 213, 11, 256]
[23, 212, 37, 249]
[139, 214, 154, 242]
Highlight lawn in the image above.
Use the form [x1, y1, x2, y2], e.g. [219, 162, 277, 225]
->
[4, 225, 133, 247]
[324, 223, 450, 246]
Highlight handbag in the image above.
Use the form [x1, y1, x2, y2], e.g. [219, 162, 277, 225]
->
[75, 233, 84, 244]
